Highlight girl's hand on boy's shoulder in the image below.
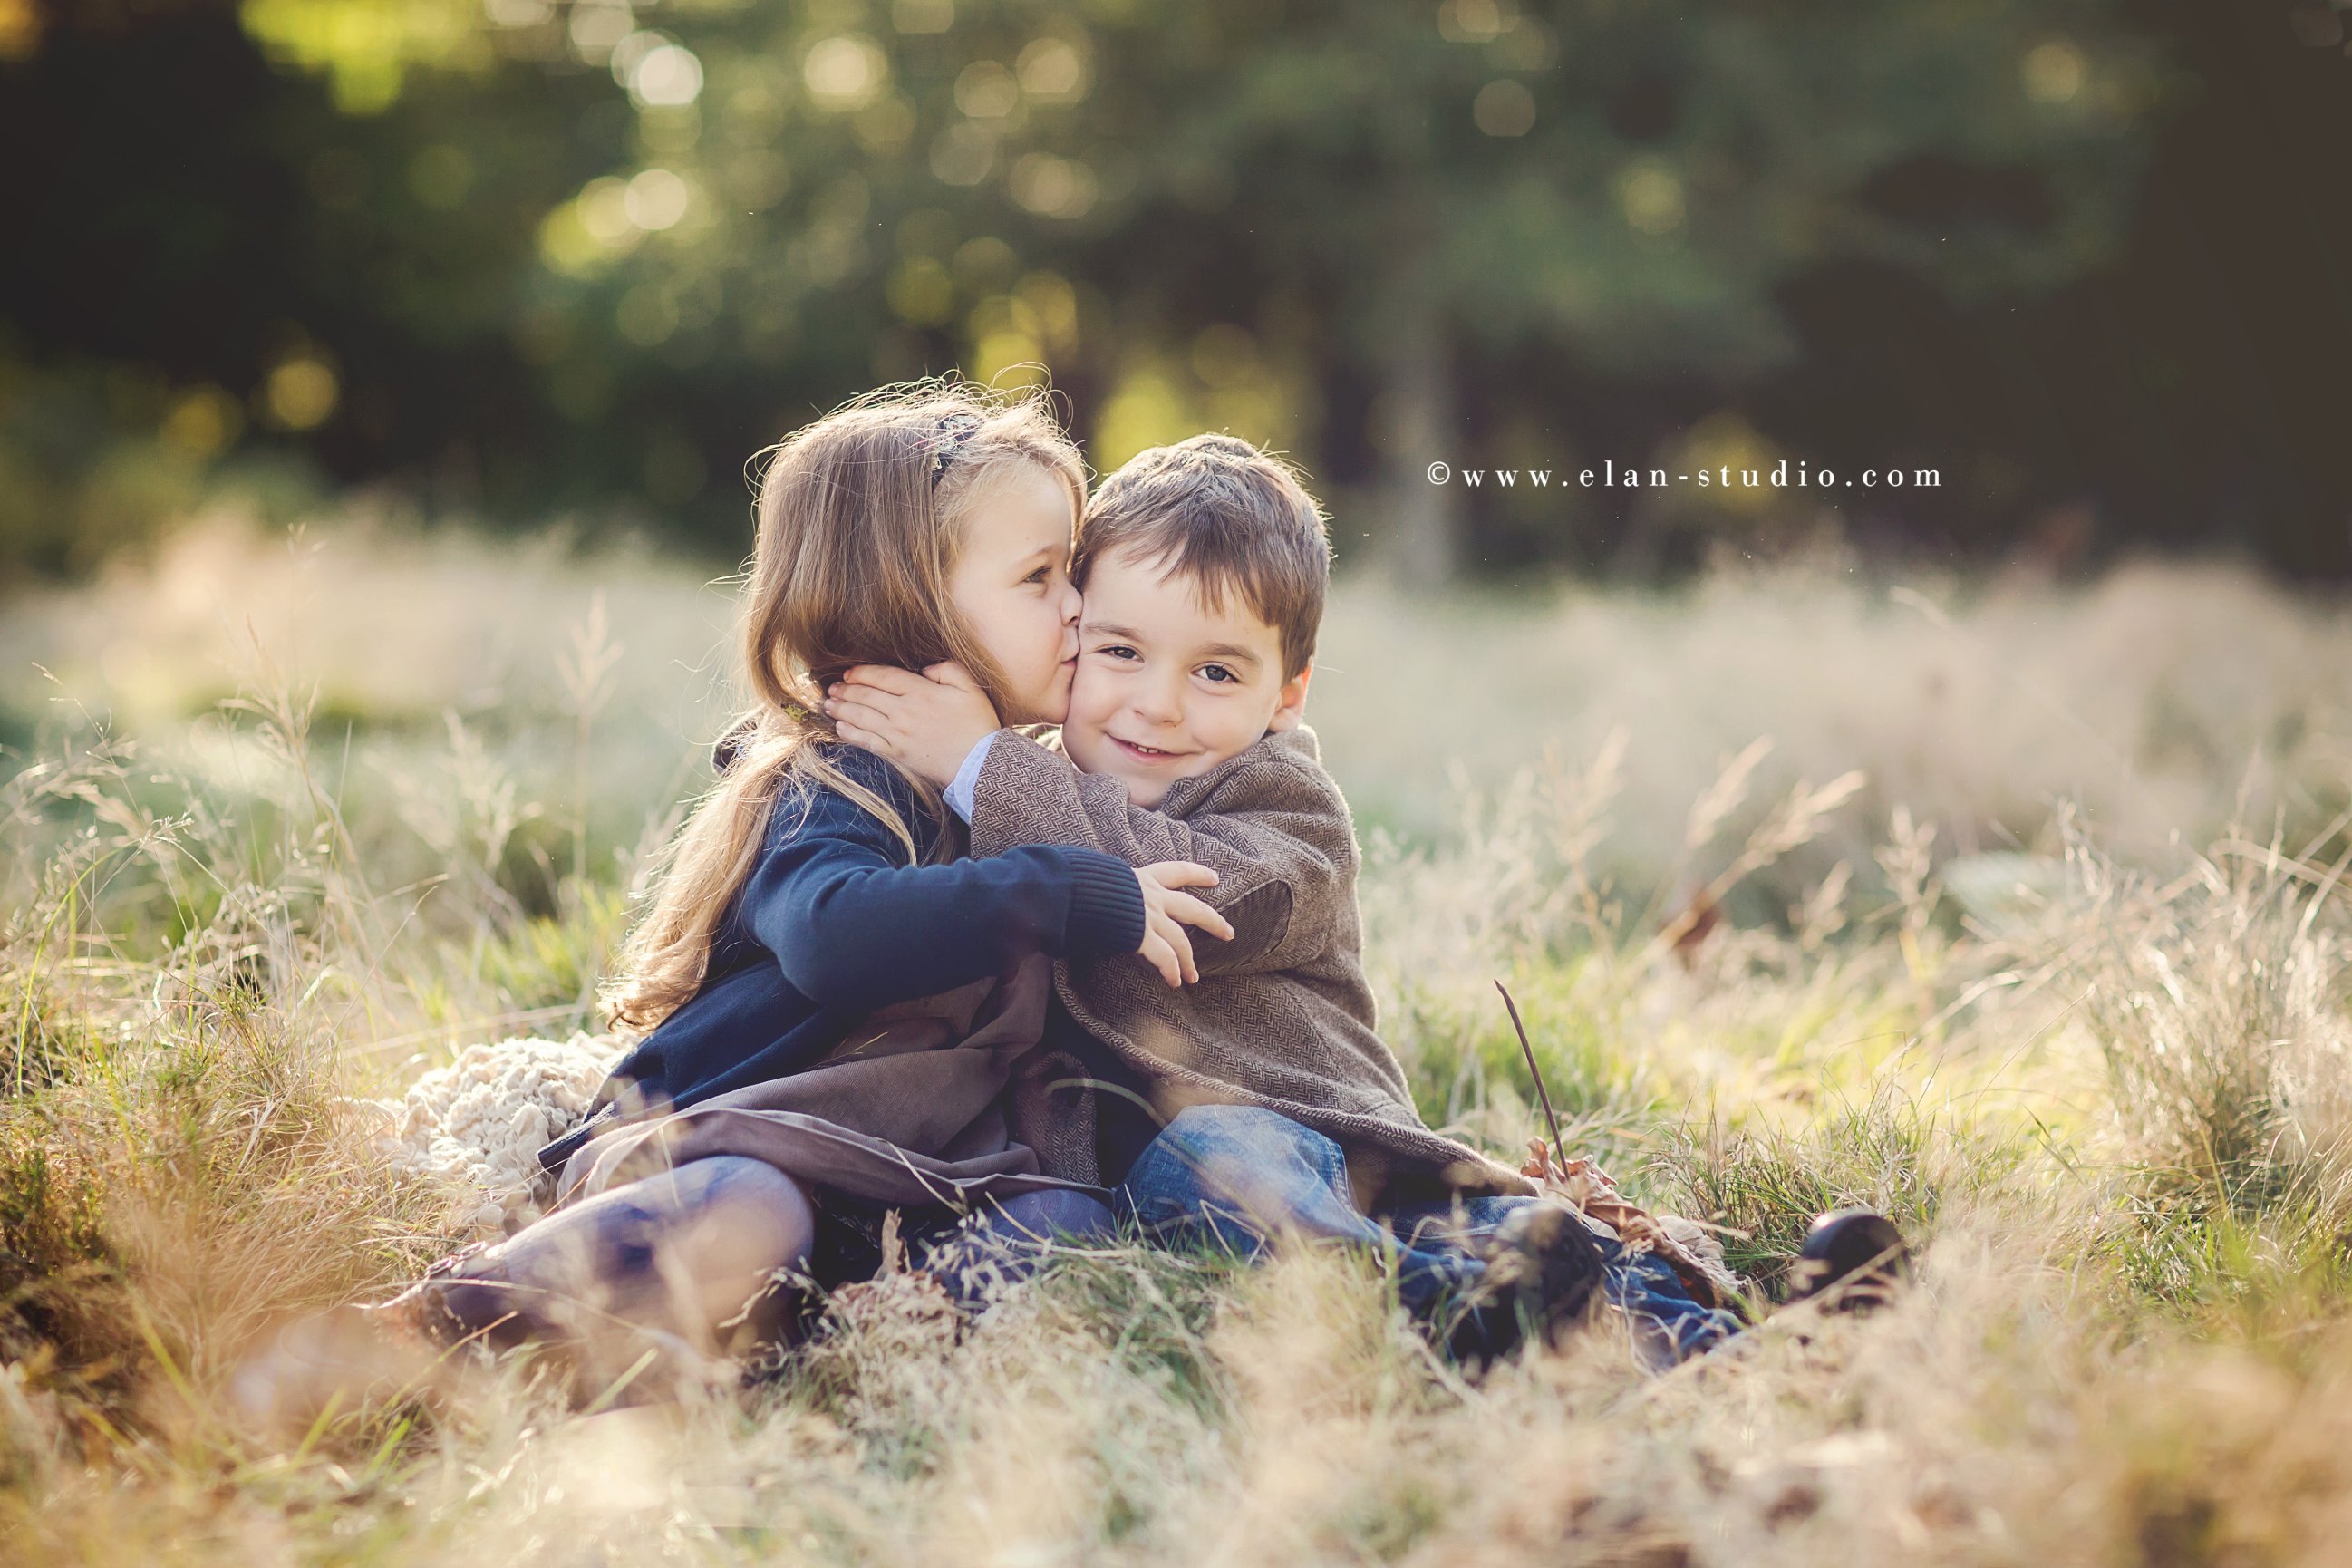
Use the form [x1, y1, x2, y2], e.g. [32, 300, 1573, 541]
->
[823, 661, 1002, 787]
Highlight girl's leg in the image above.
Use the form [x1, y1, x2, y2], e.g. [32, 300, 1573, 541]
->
[416, 1155, 818, 1363]
[234, 1157, 815, 1428]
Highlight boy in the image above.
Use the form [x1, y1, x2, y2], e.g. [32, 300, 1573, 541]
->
[826, 433, 1757, 1360]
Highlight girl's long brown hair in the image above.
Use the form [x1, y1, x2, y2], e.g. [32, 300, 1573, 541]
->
[606, 379, 1085, 1033]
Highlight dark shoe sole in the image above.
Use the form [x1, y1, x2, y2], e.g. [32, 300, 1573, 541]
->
[1785, 1208, 1910, 1312]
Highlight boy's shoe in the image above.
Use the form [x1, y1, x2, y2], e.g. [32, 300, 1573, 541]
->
[1783, 1208, 1910, 1312]
[1457, 1199, 1609, 1360]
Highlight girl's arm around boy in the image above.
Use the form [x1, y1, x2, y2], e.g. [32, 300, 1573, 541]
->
[740, 749, 1149, 1011]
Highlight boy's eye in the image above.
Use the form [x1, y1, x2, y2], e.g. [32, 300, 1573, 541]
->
[1199, 664, 1238, 684]
[1096, 644, 1139, 662]
[1024, 565, 1052, 585]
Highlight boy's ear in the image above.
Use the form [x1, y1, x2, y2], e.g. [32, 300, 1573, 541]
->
[1266, 662, 1312, 732]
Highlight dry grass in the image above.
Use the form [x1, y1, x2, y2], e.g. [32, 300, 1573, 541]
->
[7, 515, 2352, 1565]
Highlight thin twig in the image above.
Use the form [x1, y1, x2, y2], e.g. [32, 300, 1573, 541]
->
[1495, 979, 1566, 1170]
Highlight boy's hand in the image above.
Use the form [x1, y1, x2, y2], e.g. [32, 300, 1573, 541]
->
[822, 662, 1002, 788]
[1135, 861, 1235, 987]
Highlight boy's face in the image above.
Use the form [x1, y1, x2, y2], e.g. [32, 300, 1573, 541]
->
[1063, 545, 1311, 808]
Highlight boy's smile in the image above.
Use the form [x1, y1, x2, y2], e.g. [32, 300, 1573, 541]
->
[1062, 545, 1311, 808]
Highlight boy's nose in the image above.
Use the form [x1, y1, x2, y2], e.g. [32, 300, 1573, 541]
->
[1134, 680, 1185, 724]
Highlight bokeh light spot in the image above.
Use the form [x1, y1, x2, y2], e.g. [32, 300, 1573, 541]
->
[1473, 79, 1535, 137]
[974, 334, 1049, 387]
[485, 0, 551, 26]
[264, 356, 340, 431]
[624, 168, 690, 231]
[968, 293, 1040, 346]
[568, 0, 633, 62]
[2022, 41, 2086, 103]
[1678, 412, 1780, 516]
[1015, 272, 1080, 352]
[160, 387, 244, 461]
[537, 205, 600, 276]
[609, 29, 666, 87]
[805, 34, 886, 109]
[1618, 160, 1686, 235]
[1438, 0, 1512, 44]
[952, 236, 1018, 289]
[955, 60, 1020, 119]
[1017, 38, 1088, 102]
[931, 122, 999, 186]
[578, 177, 634, 241]
[1010, 153, 1097, 218]
[1097, 363, 1190, 468]
[887, 257, 956, 326]
[629, 43, 703, 108]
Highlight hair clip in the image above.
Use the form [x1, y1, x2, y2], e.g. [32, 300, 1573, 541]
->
[930, 411, 982, 488]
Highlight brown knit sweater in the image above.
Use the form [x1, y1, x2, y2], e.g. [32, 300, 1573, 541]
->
[970, 725, 1536, 1207]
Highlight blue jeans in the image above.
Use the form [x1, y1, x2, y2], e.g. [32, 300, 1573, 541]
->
[1114, 1104, 1740, 1366]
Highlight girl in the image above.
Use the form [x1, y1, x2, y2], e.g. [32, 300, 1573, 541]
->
[237, 382, 1230, 1423]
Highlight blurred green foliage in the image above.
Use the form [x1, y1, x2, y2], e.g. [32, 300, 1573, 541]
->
[15, 0, 2342, 583]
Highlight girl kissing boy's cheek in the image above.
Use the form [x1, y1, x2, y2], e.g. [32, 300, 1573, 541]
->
[943, 461, 1083, 727]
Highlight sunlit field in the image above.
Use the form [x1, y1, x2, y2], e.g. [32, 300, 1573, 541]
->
[11, 516, 2352, 1566]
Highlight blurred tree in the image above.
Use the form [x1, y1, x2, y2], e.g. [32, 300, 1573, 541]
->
[484, 0, 2166, 578]
[1757, 0, 2352, 582]
[1035, 0, 2168, 578]
[0, 0, 627, 573]
[0, 0, 2223, 583]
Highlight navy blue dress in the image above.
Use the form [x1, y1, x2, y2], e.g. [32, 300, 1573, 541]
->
[537, 745, 1146, 1175]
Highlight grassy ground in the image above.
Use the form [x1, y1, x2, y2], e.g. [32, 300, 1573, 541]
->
[9, 516, 2352, 1565]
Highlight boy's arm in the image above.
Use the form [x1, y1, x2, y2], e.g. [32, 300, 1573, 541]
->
[967, 731, 1352, 977]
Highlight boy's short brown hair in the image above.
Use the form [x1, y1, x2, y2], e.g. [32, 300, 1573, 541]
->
[1073, 433, 1332, 680]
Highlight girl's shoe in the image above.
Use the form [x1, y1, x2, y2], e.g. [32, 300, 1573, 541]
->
[227, 1295, 460, 1437]
[227, 1245, 498, 1439]
[1783, 1208, 1910, 1312]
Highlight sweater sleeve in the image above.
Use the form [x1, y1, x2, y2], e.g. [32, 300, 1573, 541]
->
[740, 755, 1146, 1011]
[966, 730, 1353, 977]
